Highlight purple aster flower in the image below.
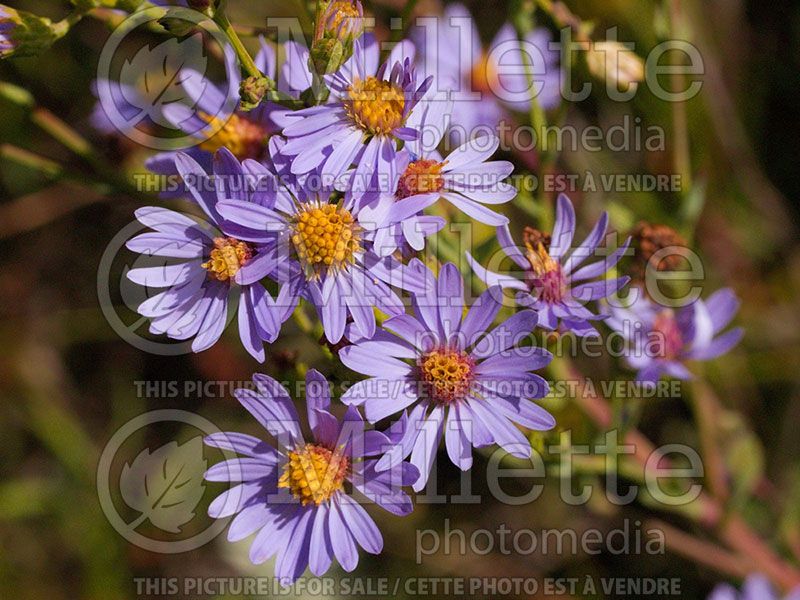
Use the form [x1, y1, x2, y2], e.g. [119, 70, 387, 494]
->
[279, 33, 442, 196]
[606, 287, 744, 382]
[125, 148, 295, 361]
[709, 575, 800, 600]
[412, 3, 561, 138]
[338, 133, 516, 257]
[144, 39, 294, 188]
[204, 370, 417, 583]
[339, 261, 554, 491]
[214, 153, 427, 345]
[467, 193, 630, 337]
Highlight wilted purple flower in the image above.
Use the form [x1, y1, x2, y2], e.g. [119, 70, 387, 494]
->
[204, 370, 417, 583]
[607, 287, 744, 382]
[339, 261, 554, 491]
[280, 33, 442, 195]
[214, 153, 426, 344]
[467, 193, 630, 337]
[412, 3, 561, 137]
[125, 148, 295, 361]
[708, 575, 800, 600]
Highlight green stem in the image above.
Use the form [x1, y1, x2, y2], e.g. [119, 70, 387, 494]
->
[214, 5, 262, 79]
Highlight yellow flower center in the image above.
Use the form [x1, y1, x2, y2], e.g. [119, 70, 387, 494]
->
[291, 203, 362, 279]
[470, 52, 498, 93]
[201, 237, 252, 282]
[396, 159, 446, 199]
[278, 444, 349, 505]
[344, 76, 405, 135]
[198, 112, 268, 160]
[418, 349, 475, 405]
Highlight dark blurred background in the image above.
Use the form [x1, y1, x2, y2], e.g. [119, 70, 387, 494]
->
[1, 0, 799, 598]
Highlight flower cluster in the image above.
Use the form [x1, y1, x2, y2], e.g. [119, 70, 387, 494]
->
[103, 0, 746, 585]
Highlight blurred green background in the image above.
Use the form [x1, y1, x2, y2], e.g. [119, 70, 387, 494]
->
[1, 0, 799, 598]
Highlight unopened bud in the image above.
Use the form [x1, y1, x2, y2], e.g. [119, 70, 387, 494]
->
[320, 0, 364, 42]
[310, 0, 363, 74]
[239, 75, 272, 111]
[0, 5, 61, 59]
[309, 37, 345, 75]
[630, 221, 689, 285]
[158, 16, 197, 38]
[586, 40, 644, 89]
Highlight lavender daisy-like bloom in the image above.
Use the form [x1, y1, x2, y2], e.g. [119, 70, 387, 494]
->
[144, 39, 297, 185]
[279, 33, 438, 193]
[708, 574, 800, 600]
[204, 370, 417, 583]
[215, 154, 426, 344]
[606, 287, 744, 383]
[339, 261, 555, 491]
[412, 3, 560, 137]
[344, 133, 516, 257]
[125, 148, 294, 361]
[467, 193, 630, 337]
[388, 133, 516, 232]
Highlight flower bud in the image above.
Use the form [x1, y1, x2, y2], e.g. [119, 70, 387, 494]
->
[630, 221, 690, 286]
[158, 16, 198, 38]
[586, 40, 644, 90]
[310, 0, 363, 74]
[309, 37, 345, 75]
[0, 5, 61, 59]
[320, 0, 363, 43]
[239, 75, 272, 111]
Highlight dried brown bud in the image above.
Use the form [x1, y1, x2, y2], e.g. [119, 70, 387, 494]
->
[630, 221, 690, 285]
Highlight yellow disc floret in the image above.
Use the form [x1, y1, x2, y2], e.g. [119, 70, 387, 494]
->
[418, 349, 475, 405]
[201, 237, 253, 282]
[291, 202, 362, 278]
[198, 112, 268, 160]
[344, 76, 405, 135]
[278, 443, 349, 505]
[396, 159, 446, 199]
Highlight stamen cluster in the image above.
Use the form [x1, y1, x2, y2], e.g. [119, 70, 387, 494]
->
[396, 159, 446, 199]
[291, 203, 362, 277]
[418, 349, 475, 405]
[278, 443, 349, 505]
[344, 77, 405, 135]
[201, 237, 253, 282]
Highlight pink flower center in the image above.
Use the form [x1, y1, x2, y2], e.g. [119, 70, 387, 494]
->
[651, 311, 684, 359]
